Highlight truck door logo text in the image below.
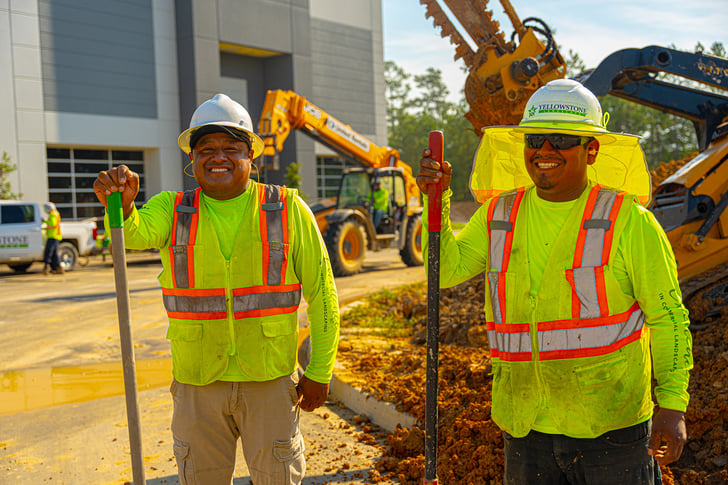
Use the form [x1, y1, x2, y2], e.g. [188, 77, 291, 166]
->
[0, 235, 30, 248]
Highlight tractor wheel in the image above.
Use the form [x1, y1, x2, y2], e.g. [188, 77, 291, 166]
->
[326, 218, 366, 277]
[400, 214, 423, 266]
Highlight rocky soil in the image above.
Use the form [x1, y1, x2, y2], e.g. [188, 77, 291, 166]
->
[337, 274, 728, 484]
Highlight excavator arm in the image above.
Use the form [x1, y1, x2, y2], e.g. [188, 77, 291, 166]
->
[576, 45, 728, 151]
[419, 0, 566, 132]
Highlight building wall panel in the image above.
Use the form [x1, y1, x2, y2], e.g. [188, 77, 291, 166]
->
[38, 0, 157, 118]
[310, 18, 375, 135]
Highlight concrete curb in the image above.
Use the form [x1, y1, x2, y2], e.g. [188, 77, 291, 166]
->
[329, 373, 418, 433]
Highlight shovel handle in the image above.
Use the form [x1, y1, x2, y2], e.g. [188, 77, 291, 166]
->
[107, 192, 124, 229]
[424, 130, 443, 485]
[107, 190, 145, 484]
[427, 131, 443, 232]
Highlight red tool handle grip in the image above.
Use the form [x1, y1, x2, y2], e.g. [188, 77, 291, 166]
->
[427, 130, 444, 232]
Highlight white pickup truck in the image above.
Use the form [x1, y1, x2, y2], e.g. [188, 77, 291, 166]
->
[0, 200, 97, 273]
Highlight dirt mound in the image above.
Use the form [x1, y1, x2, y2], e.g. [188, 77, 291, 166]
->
[650, 153, 697, 194]
[337, 273, 728, 484]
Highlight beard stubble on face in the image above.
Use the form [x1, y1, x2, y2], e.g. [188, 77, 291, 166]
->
[526, 149, 590, 202]
[529, 154, 562, 190]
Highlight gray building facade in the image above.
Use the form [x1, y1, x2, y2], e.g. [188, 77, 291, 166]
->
[0, 0, 386, 219]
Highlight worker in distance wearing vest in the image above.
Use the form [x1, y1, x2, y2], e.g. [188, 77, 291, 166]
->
[417, 79, 692, 485]
[368, 180, 389, 230]
[93, 94, 340, 485]
[42, 202, 64, 275]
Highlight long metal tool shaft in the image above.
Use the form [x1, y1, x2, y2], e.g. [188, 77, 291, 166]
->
[424, 130, 444, 485]
[108, 192, 146, 485]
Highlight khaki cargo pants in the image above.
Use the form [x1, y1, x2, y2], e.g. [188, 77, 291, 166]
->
[170, 373, 305, 484]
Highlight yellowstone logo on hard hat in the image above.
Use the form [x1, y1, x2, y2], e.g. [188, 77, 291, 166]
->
[532, 103, 588, 117]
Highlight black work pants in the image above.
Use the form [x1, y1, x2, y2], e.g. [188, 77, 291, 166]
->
[43, 238, 60, 269]
[504, 420, 661, 485]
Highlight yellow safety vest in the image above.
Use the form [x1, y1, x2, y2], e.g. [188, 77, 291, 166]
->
[368, 189, 389, 211]
[485, 185, 653, 438]
[45, 211, 62, 240]
[161, 185, 302, 385]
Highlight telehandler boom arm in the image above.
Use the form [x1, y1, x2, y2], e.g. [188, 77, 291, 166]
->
[258, 89, 420, 202]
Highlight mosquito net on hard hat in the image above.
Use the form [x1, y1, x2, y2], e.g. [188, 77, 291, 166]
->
[469, 79, 651, 205]
[178, 94, 265, 157]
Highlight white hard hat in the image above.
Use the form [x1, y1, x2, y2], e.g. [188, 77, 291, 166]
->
[43, 202, 56, 213]
[178, 93, 264, 157]
[517, 79, 610, 136]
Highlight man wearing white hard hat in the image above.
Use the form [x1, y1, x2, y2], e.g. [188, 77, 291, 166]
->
[417, 79, 692, 484]
[94, 93, 340, 484]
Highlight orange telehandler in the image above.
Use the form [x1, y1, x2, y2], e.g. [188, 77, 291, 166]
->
[420, 0, 728, 326]
[258, 89, 424, 276]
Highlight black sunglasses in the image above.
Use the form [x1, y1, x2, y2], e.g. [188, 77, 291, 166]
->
[525, 134, 587, 150]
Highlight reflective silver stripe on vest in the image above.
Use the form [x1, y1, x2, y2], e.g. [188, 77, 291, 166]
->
[263, 185, 285, 286]
[491, 326, 532, 356]
[172, 189, 197, 288]
[163, 293, 226, 314]
[488, 192, 518, 324]
[537, 307, 644, 358]
[571, 267, 602, 318]
[573, 189, 619, 319]
[233, 287, 302, 313]
[488, 192, 518, 272]
[579, 189, 618, 267]
[486, 326, 498, 354]
[487, 272, 503, 325]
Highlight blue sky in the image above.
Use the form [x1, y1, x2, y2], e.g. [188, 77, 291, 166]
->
[382, 0, 727, 102]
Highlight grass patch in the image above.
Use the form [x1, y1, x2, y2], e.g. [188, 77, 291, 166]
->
[341, 281, 426, 337]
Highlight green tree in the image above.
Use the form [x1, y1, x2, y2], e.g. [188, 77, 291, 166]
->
[384, 61, 414, 133]
[385, 62, 479, 201]
[284, 161, 308, 201]
[412, 67, 452, 117]
[0, 151, 22, 200]
[564, 48, 587, 78]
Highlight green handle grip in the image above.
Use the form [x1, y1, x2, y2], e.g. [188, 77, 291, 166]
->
[108, 192, 124, 229]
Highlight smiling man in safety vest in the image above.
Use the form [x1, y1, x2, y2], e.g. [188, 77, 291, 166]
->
[93, 93, 340, 485]
[417, 79, 692, 485]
